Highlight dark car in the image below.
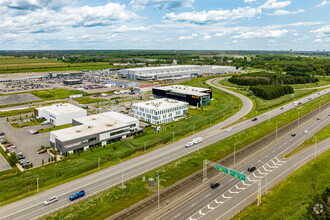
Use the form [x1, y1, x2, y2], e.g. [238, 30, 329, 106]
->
[316, 117, 321, 120]
[0, 132, 4, 136]
[210, 182, 220, 189]
[248, 166, 256, 172]
[252, 118, 257, 121]
[280, 107, 284, 110]
[291, 133, 296, 137]
[37, 149, 47, 154]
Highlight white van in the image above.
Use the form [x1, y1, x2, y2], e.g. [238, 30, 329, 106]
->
[43, 196, 57, 206]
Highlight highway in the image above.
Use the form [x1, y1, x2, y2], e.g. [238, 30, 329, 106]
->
[0, 79, 327, 220]
[151, 109, 330, 220]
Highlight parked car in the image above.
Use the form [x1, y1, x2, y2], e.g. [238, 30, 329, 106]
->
[248, 166, 256, 172]
[41, 121, 50, 125]
[44, 196, 57, 206]
[38, 149, 47, 154]
[185, 142, 194, 148]
[291, 133, 296, 137]
[193, 137, 203, 144]
[0, 132, 4, 136]
[210, 182, 220, 189]
[29, 129, 39, 135]
[5, 144, 13, 148]
[69, 190, 85, 201]
[252, 118, 257, 121]
[226, 128, 232, 132]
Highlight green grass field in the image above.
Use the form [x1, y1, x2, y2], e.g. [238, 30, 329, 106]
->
[42, 92, 329, 220]
[233, 149, 330, 220]
[74, 97, 107, 104]
[38, 124, 72, 134]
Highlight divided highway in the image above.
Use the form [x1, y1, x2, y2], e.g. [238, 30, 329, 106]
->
[0, 79, 327, 220]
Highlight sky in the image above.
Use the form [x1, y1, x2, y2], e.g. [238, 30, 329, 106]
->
[0, 0, 329, 50]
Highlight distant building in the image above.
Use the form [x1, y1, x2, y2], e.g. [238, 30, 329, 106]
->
[50, 112, 143, 155]
[34, 103, 87, 126]
[132, 98, 188, 125]
[104, 79, 140, 88]
[153, 85, 212, 107]
[120, 65, 236, 81]
[172, 59, 177, 65]
[63, 79, 82, 85]
[134, 84, 155, 92]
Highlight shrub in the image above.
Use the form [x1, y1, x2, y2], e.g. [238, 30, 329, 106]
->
[250, 85, 294, 100]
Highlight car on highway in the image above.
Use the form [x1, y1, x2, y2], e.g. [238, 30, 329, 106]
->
[308, 97, 312, 100]
[37, 149, 47, 154]
[210, 182, 220, 189]
[317, 117, 321, 120]
[291, 133, 296, 137]
[280, 107, 284, 110]
[226, 128, 232, 132]
[69, 190, 85, 201]
[193, 137, 203, 144]
[247, 166, 256, 172]
[43, 196, 57, 206]
[185, 142, 194, 148]
[252, 118, 257, 121]
[304, 130, 308, 134]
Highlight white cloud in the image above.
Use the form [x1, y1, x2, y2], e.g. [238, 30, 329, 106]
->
[269, 9, 305, 15]
[268, 39, 276, 43]
[316, 1, 330, 7]
[232, 39, 238, 43]
[0, 0, 68, 10]
[112, 25, 150, 32]
[260, 0, 291, 9]
[130, 0, 194, 9]
[311, 25, 330, 35]
[164, 7, 261, 24]
[314, 38, 322, 42]
[179, 33, 197, 40]
[215, 31, 228, 37]
[232, 29, 289, 39]
[244, 0, 256, 2]
[202, 34, 211, 40]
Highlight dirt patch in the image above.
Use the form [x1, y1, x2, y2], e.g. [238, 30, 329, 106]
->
[0, 93, 41, 106]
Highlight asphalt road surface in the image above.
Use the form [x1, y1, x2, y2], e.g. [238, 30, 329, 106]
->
[0, 80, 327, 220]
[153, 109, 330, 220]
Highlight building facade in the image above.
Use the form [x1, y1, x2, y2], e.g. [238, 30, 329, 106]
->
[152, 85, 212, 107]
[50, 112, 143, 155]
[132, 98, 188, 125]
[34, 103, 87, 126]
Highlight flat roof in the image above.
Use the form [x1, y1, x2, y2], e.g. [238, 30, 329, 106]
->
[124, 65, 202, 72]
[154, 85, 211, 97]
[52, 111, 138, 142]
[64, 79, 82, 82]
[133, 98, 188, 111]
[36, 103, 85, 115]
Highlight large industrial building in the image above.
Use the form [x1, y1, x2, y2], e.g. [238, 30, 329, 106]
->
[120, 65, 236, 81]
[153, 85, 212, 107]
[104, 79, 140, 88]
[34, 103, 87, 126]
[50, 112, 143, 155]
[132, 98, 188, 125]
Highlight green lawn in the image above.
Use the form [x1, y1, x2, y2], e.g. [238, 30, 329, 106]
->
[288, 123, 330, 157]
[74, 97, 107, 104]
[0, 108, 35, 118]
[42, 92, 329, 220]
[38, 124, 72, 134]
[0, 76, 241, 205]
[10, 119, 44, 128]
[30, 89, 87, 100]
[233, 149, 330, 220]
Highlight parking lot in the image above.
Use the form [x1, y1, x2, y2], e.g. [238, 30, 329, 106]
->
[0, 121, 51, 167]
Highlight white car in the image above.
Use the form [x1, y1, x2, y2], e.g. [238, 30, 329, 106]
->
[185, 142, 194, 148]
[43, 196, 57, 206]
[226, 128, 232, 132]
[193, 137, 203, 144]
[304, 130, 308, 134]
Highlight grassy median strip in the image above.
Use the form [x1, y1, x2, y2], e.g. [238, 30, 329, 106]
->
[42, 91, 329, 220]
[0, 77, 241, 206]
[287, 123, 330, 157]
[233, 149, 330, 220]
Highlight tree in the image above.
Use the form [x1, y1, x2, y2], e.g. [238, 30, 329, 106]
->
[48, 157, 50, 163]
[9, 153, 19, 166]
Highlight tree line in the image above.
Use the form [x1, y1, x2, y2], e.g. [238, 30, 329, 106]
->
[250, 85, 294, 100]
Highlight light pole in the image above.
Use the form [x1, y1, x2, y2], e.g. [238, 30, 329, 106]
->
[172, 131, 175, 142]
[313, 135, 317, 159]
[117, 158, 124, 188]
[234, 143, 240, 167]
[156, 174, 166, 210]
[37, 178, 39, 193]
[193, 123, 195, 133]
[98, 157, 100, 170]
[262, 162, 268, 195]
[276, 122, 278, 140]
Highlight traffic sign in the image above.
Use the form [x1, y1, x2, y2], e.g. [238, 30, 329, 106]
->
[216, 165, 229, 174]
[230, 169, 246, 181]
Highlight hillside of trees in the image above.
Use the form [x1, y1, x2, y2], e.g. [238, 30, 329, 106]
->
[250, 85, 294, 100]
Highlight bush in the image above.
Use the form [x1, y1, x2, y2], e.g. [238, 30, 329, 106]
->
[250, 85, 294, 100]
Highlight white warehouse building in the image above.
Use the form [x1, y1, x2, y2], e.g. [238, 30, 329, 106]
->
[120, 65, 236, 81]
[34, 103, 87, 126]
[132, 98, 188, 125]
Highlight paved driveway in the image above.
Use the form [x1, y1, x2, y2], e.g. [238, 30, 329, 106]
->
[0, 122, 51, 167]
[0, 152, 11, 172]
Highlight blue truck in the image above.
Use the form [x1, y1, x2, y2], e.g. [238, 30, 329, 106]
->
[69, 190, 85, 201]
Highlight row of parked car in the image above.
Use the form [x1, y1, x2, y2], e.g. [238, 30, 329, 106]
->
[185, 137, 203, 148]
[4, 143, 30, 168]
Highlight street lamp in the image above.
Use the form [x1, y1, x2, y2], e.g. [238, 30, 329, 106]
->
[98, 157, 100, 170]
[156, 174, 166, 210]
[313, 135, 317, 159]
[117, 158, 124, 188]
[193, 123, 195, 133]
[262, 162, 268, 195]
[37, 178, 39, 193]
[234, 143, 240, 167]
[172, 131, 175, 142]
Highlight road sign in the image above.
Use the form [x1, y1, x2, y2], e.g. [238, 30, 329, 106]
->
[230, 169, 246, 181]
[216, 164, 229, 174]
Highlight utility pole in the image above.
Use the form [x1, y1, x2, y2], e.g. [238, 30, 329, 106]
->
[37, 178, 39, 193]
[234, 143, 239, 167]
[313, 135, 317, 159]
[117, 158, 125, 188]
[262, 163, 268, 195]
[156, 174, 166, 210]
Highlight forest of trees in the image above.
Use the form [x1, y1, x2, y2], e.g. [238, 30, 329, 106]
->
[249, 85, 294, 100]
[229, 72, 319, 86]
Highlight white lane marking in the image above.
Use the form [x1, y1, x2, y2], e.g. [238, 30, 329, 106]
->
[271, 159, 282, 166]
[253, 173, 263, 179]
[258, 160, 261, 163]
[265, 154, 269, 158]
[222, 194, 231, 199]
[229, 189, 239, 194]
[205, 193, 211, 198]
[242, 181, 251, 186]
[174, 213, 182, 218]
[272, 150, 276, 153]
[247, 176, 257, 182]
[198, 210, 205, 216]
[208, 204, 215, 210]
[236, 185, 245, 190]
[214, 199, 223, 204]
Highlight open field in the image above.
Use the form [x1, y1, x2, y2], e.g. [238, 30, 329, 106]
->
[233, 149, 330, 220]
[0, 77, 241, 205]
[74, 97, 107, 104]
[42, 92, 329, 220]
